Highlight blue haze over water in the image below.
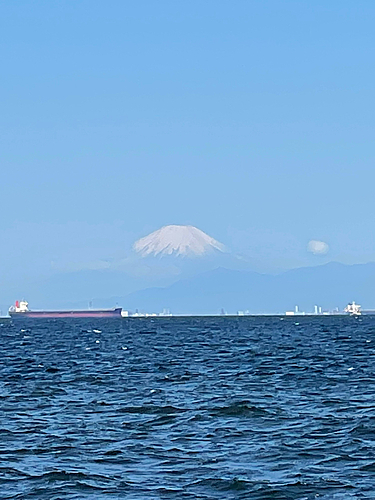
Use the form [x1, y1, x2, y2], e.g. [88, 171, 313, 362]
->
[1, 316, 375, 499]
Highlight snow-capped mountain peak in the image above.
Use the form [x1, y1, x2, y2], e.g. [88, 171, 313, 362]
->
[133, 225, 225, 257]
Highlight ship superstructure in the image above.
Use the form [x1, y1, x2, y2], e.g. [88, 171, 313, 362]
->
[344, 301, 361, 316]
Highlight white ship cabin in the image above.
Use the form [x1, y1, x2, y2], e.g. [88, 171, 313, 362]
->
[9, 300, 30, 313]
[344, 301, 361, 316]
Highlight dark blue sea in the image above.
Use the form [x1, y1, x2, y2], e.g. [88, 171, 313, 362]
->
[1, 316, 375, 499]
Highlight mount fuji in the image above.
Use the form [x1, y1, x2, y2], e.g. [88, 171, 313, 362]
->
[133, 225, 226, 258]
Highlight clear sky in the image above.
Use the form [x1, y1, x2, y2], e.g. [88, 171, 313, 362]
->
[1, 0, 375, 290]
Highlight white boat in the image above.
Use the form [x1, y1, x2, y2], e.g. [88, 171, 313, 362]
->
[344, 301, 361, 316]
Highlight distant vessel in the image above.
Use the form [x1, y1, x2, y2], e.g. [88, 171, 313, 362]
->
[344, 301, 361, 316]
[9, 301, 122, 319]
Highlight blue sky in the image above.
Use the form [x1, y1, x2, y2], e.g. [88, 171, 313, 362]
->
[1, 0, 375, 290]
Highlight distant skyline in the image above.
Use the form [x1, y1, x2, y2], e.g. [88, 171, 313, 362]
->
[1, 1, 375, 298]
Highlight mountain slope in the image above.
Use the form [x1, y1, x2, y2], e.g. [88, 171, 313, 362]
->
[9, 261, 375, 315]
[123, 262, 375, 314]
[134, 225, 225, 257]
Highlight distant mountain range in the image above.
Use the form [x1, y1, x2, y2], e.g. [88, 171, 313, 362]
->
[4, 223, 373, 315]
[122, 262, 375, 314]
[6, 261, 375, 315]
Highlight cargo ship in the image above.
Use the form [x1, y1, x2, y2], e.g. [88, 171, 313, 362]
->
[9, 301, 122, 319]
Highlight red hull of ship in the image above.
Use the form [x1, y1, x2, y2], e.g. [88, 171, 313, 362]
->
[9, 308, 122, 319]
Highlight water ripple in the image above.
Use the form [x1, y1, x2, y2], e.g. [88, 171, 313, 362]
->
[1, 316, 375, 498]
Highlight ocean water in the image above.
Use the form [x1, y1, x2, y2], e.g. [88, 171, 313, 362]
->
[1, 316, 375, 499]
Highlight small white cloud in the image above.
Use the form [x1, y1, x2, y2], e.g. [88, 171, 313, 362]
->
[307, 240, 329, 255]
